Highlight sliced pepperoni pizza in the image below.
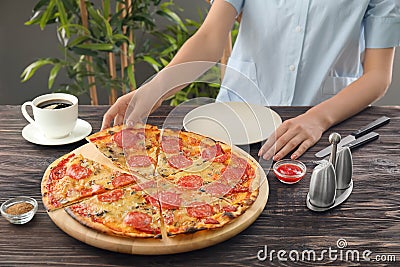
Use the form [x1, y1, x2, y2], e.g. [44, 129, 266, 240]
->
[42, 153, 139, 211]
[86, 123, 160, 177]
[65, 185, 162, 238]
[154, 180, 247, 236]
[156, 129, 231, 177]
[43, 123, 262, 240]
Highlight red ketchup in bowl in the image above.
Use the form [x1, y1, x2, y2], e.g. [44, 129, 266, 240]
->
[273, 159, 306, 184]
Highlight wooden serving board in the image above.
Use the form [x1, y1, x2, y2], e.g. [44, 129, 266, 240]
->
[46, 143, 269, 255]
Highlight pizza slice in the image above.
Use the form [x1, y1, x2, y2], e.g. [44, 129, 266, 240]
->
[86, 123, 160, 177]
[156, 151, 260, 236]
[202, 153, 260, 210]
[42, 153, 139, 211]
[65, 184, 162, 238]
[154, 180, 245, 236]
[159, 148, 246, 198]
[156, 129, 231, 177]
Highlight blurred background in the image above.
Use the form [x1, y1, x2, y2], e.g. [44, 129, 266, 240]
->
[0, 0, 399, 105]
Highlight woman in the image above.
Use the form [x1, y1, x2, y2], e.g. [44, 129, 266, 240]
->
[102, 0, 400, 161]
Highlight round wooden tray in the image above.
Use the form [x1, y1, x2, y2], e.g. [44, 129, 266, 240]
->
[46, 143, 269, 255]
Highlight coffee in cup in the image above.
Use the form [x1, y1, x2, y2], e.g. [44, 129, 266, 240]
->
[21, 93, 78, 139]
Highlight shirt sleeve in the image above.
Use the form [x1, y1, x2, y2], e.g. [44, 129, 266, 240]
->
[364, 0, 400, 48]
[210, 0, 245, 15]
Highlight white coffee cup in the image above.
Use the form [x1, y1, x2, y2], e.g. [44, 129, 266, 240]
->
[21, 93, 78, 139]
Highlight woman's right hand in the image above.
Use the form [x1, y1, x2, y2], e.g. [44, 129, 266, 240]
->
[101, 91, 135, 130]
[101, 85, 164, 130]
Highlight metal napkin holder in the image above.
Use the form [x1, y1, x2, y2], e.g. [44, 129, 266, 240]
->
[306, 133, 354, 212]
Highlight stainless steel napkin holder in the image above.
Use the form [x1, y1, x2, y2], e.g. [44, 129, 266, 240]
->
[306, 133, 354, 212]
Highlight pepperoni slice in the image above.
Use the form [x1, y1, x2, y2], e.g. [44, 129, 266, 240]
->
[89, 134, 109, 143]
[167, 154, 192, 169]
[80, 184, 105, 197]
[49, 154, 74, 180]
[177, 175, 203, 190]
[203, 217, 219, 224]
[228, 184, 249, 194]
[66, 164, 92, 180]
[50, 165, 66, 181]
[222, 205, 237, 213]
[70, 203, 91, 216]
[203, 182, 232, 197]
[186, 202, 213, 218]
[201, 143, 222, 161]
[144, 194, 160, 207]
[127, 155, 153, 167]
[112, 173, 137, 187]
[161, 136, 182, 153]
[97, 189, 124, 203]
[123, 211, 152, 232]
[114, 129, 145, 148]
[159, 191, 182, 209]
[220, 166, 245, 184]
[231, 155, 248, 169]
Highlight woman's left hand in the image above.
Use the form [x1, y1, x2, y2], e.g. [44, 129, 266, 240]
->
[258, 113, 327, 161]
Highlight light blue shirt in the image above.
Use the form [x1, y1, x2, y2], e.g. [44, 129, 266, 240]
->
[215, 0, 400, 106]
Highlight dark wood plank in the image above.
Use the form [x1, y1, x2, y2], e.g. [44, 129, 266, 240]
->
[0, 105, 399, 266]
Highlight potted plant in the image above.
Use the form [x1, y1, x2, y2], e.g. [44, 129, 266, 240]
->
[20, 0, 187, 105]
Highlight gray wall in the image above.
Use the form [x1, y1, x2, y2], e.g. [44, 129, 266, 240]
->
[0, 0, 398, 105]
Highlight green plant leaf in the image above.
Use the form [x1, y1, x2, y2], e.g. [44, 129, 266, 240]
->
[87, 5, 113, 40]
[76, 43, 114, 51]
[142, 56, 161, 72]
[127, 64, 137, 90]
[100, 12, 113, 40]
[33, 0, 50, 12]
[103, 0, 110, 19]
[87, 4, 104, 26]
[128, 43, 135, 57]
[21, 59, 54, 82]
[25, 10, 43, 26]
[160, 57, 169, 67]
[61, 23, 90, 35]
[112, 33, 130, 42]
[70, 47, 99, 56]
[48, 63, 62, 89]
[39, 0, 55, 30]
[157, 5, 187, 32]
[67, 35, 90, 47]
[55, 0, 70, 37]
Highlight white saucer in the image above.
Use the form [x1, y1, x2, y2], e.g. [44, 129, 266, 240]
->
[22, 119, 92, 146]
[183, 102, 282, 145]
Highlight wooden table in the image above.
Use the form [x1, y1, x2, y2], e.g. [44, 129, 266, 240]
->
[0, 105, 399, 266]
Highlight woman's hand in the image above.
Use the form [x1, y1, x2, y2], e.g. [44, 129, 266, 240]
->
[101, 91, 135, 130]
[101, 87, 164, 130]
[258, 113, 328, 161]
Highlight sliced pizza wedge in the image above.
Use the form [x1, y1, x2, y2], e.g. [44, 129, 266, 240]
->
[154, 180, 245, 236]
[42, 153, 139, 211]
[86, 123, 160, 177]
[65, 183, 162, 238]
[156, 128, 232, 177]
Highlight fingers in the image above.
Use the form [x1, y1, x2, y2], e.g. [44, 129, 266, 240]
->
[101, 92, 134, 130]
[290, 139, 314, 160]
[258, 118, 321, 161]
[113, 113, 124, 127]
[101, 105, 118, 130]
[260, 132, 311, 161]
[258, 123, 289, 159]
[272, 133, 303, 161]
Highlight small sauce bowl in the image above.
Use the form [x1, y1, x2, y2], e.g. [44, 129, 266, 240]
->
[1, 196, 38, 224]
[273, 159, 306, 184]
